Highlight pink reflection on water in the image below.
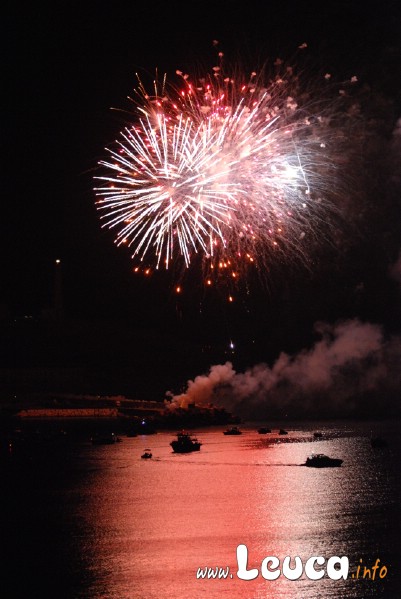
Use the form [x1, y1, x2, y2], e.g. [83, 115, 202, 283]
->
[75, 429, 366, 598]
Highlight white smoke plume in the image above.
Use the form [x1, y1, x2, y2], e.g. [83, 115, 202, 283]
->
[166, 362, 236, 410]
[168, 319, 401, 419]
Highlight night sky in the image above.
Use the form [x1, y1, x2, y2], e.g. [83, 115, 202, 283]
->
[2, 1, 401, 409]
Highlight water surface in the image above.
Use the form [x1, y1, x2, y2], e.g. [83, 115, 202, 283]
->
[3, 421, 400, 598]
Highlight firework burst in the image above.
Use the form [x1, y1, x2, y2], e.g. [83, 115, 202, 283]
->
[94, 52, 360, 287]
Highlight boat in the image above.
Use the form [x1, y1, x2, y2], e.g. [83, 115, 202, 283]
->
[279, 428, 288, 435]
[313, 431, 323, 438]
[170, 431, 202, 453]
[91, 432, 121, 445]
[141, 449, 152, 459]
[304, 454, 343, 468]
[223, 426, 242, 435]
[258, 427, 271, 434]
[371, 437, 388, 448]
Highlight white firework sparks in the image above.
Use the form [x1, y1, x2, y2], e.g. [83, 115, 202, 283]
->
[94, 59, 358, 282]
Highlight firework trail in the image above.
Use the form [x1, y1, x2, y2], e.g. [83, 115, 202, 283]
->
[94, 50, 360, 285]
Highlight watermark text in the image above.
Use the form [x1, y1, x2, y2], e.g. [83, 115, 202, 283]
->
[196, 544, 388, 582]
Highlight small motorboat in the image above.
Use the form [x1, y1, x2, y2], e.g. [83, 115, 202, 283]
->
[223, 427, 242, 435]
[304, 454, 343, 468]
[141, 449, 152, 459]
[279, 428, 288, 435]
[313, 431, 323, 439]
[170, 431, 202, 453]
[258, 427, 271, 434]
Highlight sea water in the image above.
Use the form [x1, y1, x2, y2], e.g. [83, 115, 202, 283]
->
[2, 421, 400, 598]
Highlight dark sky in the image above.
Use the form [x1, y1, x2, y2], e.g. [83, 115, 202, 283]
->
[2, 1, 401, 401]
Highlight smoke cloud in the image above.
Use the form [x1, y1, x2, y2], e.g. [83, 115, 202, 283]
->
[168, 319, 401, 419]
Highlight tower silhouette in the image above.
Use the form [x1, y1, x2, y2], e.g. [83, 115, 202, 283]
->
[53, 259, 64, 320]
